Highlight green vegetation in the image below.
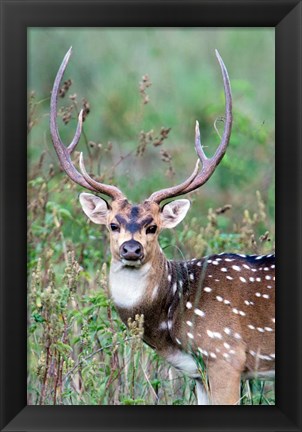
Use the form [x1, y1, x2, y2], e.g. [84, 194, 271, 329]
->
[28, 28, 275, 405]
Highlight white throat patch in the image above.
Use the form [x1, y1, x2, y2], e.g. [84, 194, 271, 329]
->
[109, 261, 151, 309]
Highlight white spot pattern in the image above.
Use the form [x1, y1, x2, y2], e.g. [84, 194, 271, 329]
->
[194, 308, 205, 318]
[232, 265, 241, 271]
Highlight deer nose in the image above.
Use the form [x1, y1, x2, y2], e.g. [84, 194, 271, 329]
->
[120, 240, 144, 261]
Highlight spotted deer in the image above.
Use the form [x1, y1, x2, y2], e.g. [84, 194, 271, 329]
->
[50, 48, 275, 405]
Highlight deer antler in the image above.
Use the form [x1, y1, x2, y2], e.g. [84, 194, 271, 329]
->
[50, 47, 125, 201]
[148, 49, 232, 204]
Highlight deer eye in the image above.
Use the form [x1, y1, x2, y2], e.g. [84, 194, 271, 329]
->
[110, 223, 120, 232]
[146, 225, 157, 235]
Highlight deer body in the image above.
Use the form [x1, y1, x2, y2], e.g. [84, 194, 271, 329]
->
[111, 251, 275, 405]
[50, 48, 275, 404]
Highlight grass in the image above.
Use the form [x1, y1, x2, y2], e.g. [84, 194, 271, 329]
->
[27, 28, 275, 405]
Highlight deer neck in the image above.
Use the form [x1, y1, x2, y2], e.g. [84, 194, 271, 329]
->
[109, 248, 169, 310]
[109, 249, 178, 343]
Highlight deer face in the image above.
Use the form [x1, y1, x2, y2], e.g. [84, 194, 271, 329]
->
[79, 193, 190, 267]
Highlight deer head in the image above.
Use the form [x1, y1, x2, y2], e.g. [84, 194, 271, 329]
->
[50, 48, 232, 269]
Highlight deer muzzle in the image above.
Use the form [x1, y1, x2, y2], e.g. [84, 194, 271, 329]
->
[120, 240, 144, 262]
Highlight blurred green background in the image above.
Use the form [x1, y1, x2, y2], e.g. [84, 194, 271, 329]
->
[27, 28, 275, 405]
[28, 28, 275, 221]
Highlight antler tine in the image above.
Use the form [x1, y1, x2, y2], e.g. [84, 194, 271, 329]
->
[180, 49, 233, 195]
[148, 50, 232, 205]
[50, 48, 125, 201]
[79, 152, 126, 198]
[147, 160, 200, 203]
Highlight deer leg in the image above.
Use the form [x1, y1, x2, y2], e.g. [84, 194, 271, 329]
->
[207, 360, 242, 405]
[195, 378, 210, 405]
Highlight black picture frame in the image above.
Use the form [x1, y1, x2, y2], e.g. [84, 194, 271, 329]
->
[1, 0, 301, 431]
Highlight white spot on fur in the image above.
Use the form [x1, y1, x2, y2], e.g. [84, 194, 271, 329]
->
[265, 275, 272, 280]
[243, 264, 250, 269]
[204, 287, 212, 292]
[221, 267, 228, 272]
[248, 324, 255, 330]
[186, 320, 193, 327]
[208, 330, 222, 339]
[186, 301, 193, 309]
[190, 273, 195, 281]
[207, 330, 214, 338]
[225, 258, 234, 262]
[240, 276, 247, 283]
[224, 299, 230, 305]
[187, 332, 194, 339]
[168, 274, 172, 282]
[159, 321, 168, 330]
[249, 277, 255, 282]
[265, 327, 273, 332]
[224, 327, 231, 335]
[256, 277, 261, 282]
[232, 265, 241, 271]
[198, 347, 208, 357]
[194, 308, 205, 317]
[212, 260, 219, 265]
[255, 292, 261, 297]
[151, 284, 159, 300]
[216, 295, 223, 302]
[234, 332, 241, 339]
[226, 275, 233, 280]
[214, 331, 222, 339]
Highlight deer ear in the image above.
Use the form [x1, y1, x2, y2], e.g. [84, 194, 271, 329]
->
[160, 199, 191, 229]
[79, 193, 110, 225]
